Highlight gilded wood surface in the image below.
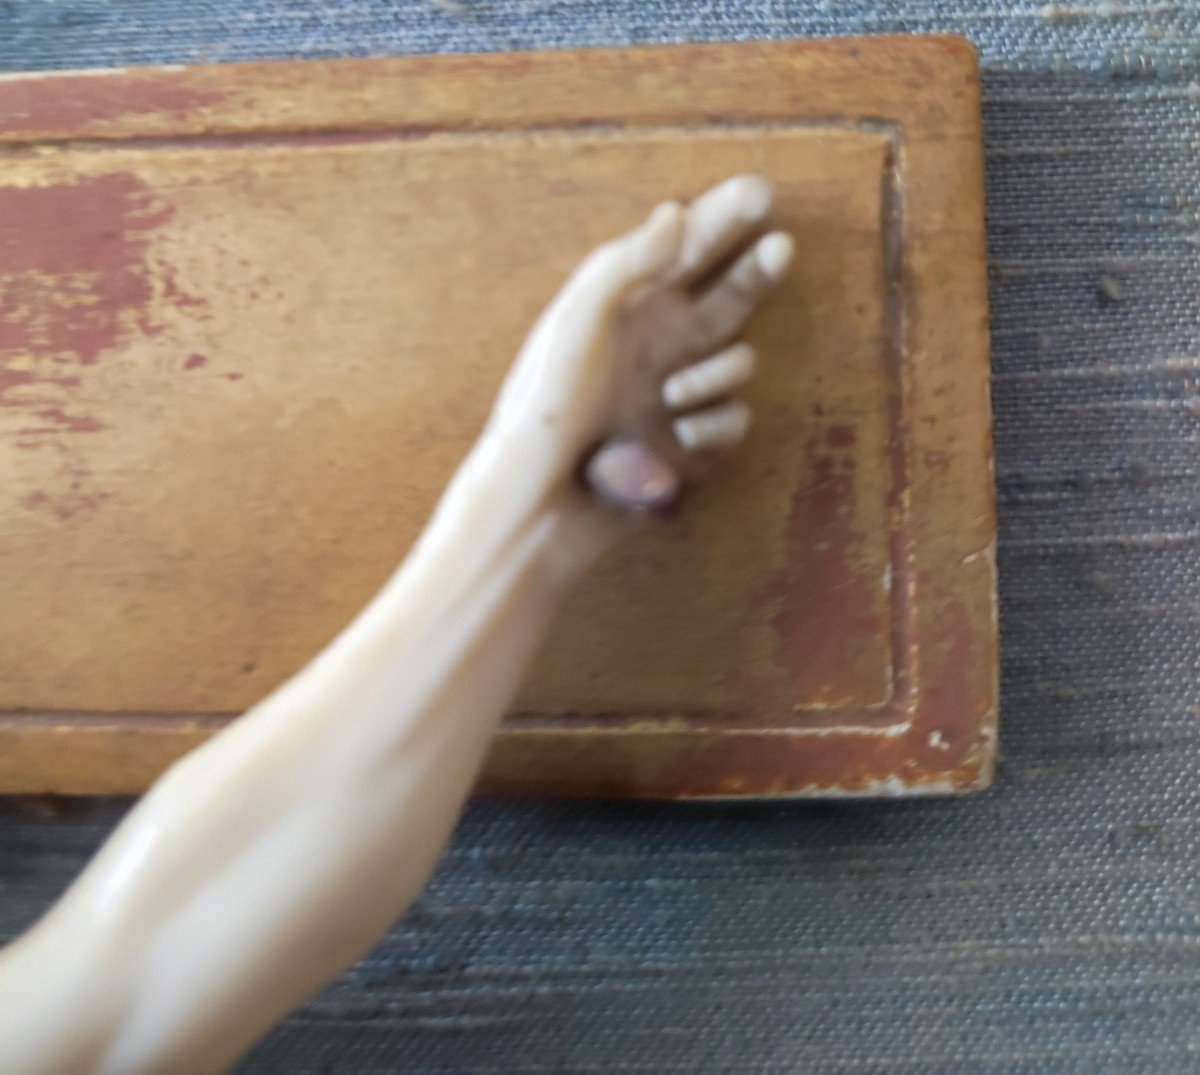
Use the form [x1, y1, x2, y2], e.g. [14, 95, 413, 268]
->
[0, 37, 995, 796]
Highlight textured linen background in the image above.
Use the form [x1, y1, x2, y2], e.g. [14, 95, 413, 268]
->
[2, 2, 1199, 1072]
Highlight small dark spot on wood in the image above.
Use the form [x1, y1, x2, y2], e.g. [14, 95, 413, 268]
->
[184, 353, 207, 370]
[826, 424, 856, 448]
[224, 372, 244, 382]
[924, 450, 951, 474]
[242, 662, 256, 674]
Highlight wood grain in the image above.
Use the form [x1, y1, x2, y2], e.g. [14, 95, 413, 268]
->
[0, 37, 995, 796]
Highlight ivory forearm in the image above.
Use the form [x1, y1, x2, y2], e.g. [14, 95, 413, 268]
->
[2, 464, 582, 1074]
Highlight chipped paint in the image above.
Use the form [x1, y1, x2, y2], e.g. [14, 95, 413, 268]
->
[0, 172, 174, 374]
[0, 172, 177, 518]
[0, 73, 223, 136]
[771, 433, 887, 708]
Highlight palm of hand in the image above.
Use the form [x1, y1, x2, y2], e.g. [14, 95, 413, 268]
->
[488, 175, 793, 512]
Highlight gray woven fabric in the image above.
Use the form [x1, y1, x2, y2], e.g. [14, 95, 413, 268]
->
[2, 2, 1200, 1072]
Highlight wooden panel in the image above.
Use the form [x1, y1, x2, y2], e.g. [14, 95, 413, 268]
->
[0, 37, 996, 797]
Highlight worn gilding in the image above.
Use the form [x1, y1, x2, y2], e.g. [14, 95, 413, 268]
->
[0, 37, 996, 797]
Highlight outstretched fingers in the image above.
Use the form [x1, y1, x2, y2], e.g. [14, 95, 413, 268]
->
[662, 342, 756, 410]
[686, 230, 795, 355]
[673, 400, 753, 453]
[576, 178, 793, 510]
[669, 175, 773, 287]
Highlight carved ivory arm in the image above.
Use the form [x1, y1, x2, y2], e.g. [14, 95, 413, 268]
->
[0, 176, 792, 1074]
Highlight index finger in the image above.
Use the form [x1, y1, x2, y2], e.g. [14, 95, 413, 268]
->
[668, 175, 773, 287]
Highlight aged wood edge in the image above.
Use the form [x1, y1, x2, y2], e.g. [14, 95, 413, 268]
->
[0, 35, 980, 145]
[910, 39, 998, 801]
[0, 710, 995, 798]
